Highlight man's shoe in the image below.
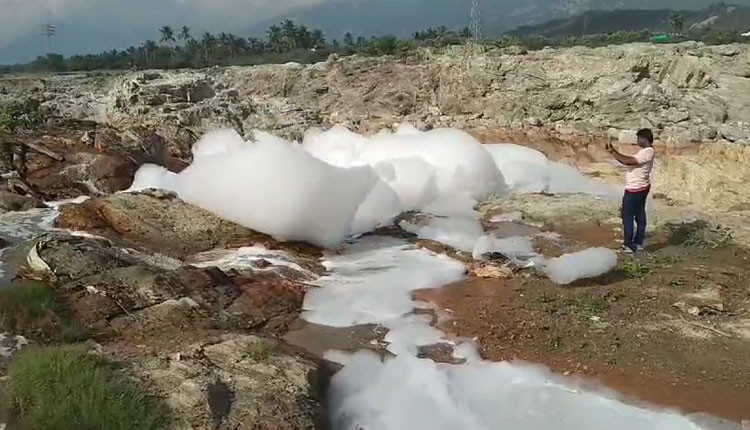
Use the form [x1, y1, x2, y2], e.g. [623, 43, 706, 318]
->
[621, 245, 635, 254]
[635, 245, 645, 252]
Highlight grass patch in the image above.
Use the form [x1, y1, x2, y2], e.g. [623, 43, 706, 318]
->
[537, 292, 609, 322]
[241, 339, 276, 363]
[6, 345, 171, 430]
[0, 282, 84, 342]
[621, 260, 651, 280]
[0, 106, 35, 133]
[667, 220, 733, 250]
[562, 292, 609, 321]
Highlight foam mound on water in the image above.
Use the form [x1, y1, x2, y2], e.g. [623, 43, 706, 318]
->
[540, 247, 618, 285]
[329, 351, 706, 430]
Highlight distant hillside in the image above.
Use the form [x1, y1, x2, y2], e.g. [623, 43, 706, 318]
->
[508, 3, 750, 37]
[249, 0, 750, 40]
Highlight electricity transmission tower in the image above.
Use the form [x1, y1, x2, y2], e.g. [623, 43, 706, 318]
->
[469, 0, 481, 42]
[41, 19, 56, 53]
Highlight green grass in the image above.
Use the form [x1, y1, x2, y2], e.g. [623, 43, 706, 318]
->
[0, 106, 34, 132]
[621, 259, 652, 280]
[562, 292, 609, 321]
[0, 282, 84, 342]
[667, 220, 733, 250]
[6, 345, 172, 430]
[240, 338, 276, 363]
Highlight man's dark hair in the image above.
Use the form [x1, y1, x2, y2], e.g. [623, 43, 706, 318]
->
[636, 128, 654, 144]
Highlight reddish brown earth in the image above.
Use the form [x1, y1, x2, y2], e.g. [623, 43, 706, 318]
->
[415, 225, 750, 422]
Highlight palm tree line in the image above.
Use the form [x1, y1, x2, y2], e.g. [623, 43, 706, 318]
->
[17, 20, 351, 72]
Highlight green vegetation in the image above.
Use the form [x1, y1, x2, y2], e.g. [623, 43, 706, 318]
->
[562, 292, 610, 321]
[669, 13, 685, 34]
[0, 105, 35, 132]
[1, 21, 460, 74]
[1, 17, 747, 74]
[241, 339, 276, 363]
[0, 282, 83, 341]
[667, 220, 733, 249]
[537, 292, 609, 322]
[621, 259, 652, 279]
[5, 345, 171, 430]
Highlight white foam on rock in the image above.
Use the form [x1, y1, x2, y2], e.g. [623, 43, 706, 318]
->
[189, 245, 316, 280]
[128, 125, 508, 248]
[129, 131, 380, 248]
[539, 247, 619, 285]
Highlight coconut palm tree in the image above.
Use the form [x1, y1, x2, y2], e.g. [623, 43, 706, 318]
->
[281, 19, 298, 50]
[267, 25, 284, 52]
[201, 32, 216, 62]
[159, 26, 176, 46]
[179, 26, 192, 42]
[669, 13, 685, 34]
[311, 29, 325, 48]
[143, 40, 158, 64]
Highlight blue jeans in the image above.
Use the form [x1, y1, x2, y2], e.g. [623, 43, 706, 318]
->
[622, 188, 649, 250]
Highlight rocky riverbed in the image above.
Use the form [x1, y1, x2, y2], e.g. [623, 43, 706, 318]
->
[0, 42, 749, 429]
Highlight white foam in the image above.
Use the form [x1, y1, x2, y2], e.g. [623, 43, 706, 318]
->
[303, 124, 506, 216]
[189, 245, 316, 280]
[329, 352, 706, 430]
[485, 143, 617, 196]
[306, 237, 711, 430]
[128, 126, 508, 248]
[128, 132, 379, 248]
[301, 236, 465, 328]
[539, 247, 618, 285]
[472, 235, 537, 261]
[399, 216, 484, 253]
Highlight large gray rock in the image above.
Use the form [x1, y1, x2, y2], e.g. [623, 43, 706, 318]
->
[2, 42, 749, 146]
[0, 191, 46, 213]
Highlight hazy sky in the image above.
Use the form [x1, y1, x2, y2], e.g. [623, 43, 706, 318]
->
[1, 0, 746, 63]
[0, 0, 329, 63]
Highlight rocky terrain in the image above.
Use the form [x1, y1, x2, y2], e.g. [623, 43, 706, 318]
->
[0, 42, 749, 428]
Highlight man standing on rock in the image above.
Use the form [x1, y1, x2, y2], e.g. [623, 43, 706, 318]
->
[606, 129, 655, 253]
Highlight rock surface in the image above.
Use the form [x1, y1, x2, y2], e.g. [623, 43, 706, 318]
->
[0, 190, 46, 213]
[55, 190, 304, 258]
[11, 230, 325, 428]
[137, 335, 325, 430]
[2, 43, 749, 148]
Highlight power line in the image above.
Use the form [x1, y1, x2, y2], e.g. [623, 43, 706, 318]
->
[469, 0, 481, 42]
[41, 18, 56, 53]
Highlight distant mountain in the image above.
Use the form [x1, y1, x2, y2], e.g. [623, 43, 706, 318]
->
[507, 3, 750, 37]
[250, 0, 750, 39]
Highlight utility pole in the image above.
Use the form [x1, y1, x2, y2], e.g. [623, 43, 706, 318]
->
[41, 18, 56, 53]
[469, 0, 481, 42]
